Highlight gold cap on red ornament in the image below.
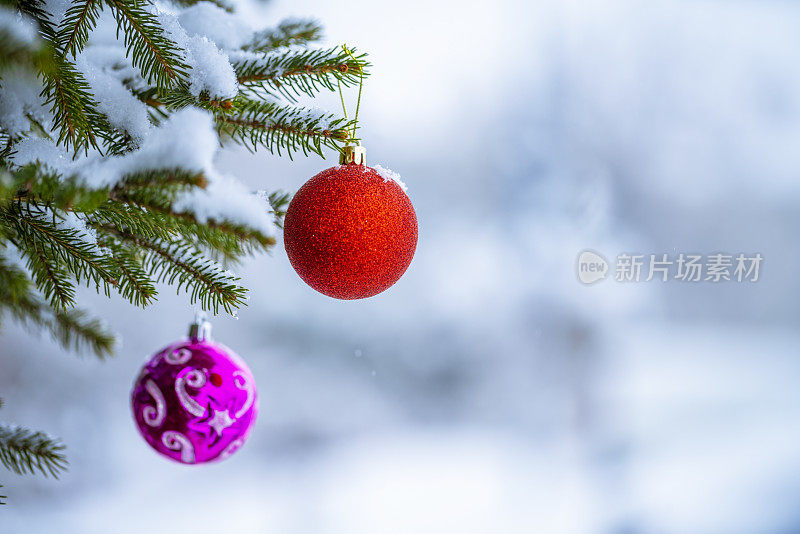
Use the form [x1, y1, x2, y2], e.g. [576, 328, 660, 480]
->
[339, 144, 366, 166]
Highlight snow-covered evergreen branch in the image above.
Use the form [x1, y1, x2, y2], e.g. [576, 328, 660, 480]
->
[0, 0, 368, 352]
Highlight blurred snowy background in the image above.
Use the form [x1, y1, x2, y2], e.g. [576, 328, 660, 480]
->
[3, 0, 800, 532]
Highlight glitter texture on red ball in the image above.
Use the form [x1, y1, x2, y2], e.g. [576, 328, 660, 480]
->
[284, 163, 417, 299]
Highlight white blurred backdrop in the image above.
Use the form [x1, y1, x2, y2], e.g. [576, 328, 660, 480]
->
[3, 0, 800, 532]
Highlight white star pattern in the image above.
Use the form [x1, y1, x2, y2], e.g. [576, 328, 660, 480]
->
[207, 409, 234, 436]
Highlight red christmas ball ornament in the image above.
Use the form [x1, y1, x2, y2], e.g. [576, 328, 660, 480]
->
[284, 147, 417, 299]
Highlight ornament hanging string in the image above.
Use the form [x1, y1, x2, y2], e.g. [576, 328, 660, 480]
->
[337, 44, 365, 145]
[336, 77, 348, 122]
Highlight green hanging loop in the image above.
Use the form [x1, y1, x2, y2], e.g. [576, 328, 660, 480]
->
[336, 44, 365, 147]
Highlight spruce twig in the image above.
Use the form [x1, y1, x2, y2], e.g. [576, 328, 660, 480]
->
[216, 99, 353, 157]
[57, 0, 103, 57]
[234, 46, 369, 102]
[0, 255, 115, 357]
[105, 0, 188, 87]
[242, 18, 323, 52]
[2, 205, 119, 308]
[98, 225, 248, 314]
[0, 424, 68, 478]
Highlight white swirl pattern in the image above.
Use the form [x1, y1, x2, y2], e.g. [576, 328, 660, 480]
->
[233, 371, 254, 418]
[142, 379, 166, 427]
[165, 347, 192, 365]
[161, 431, 195, 463]
[175, 369, 207, 417]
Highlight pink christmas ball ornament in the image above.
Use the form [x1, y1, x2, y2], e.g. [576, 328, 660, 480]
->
[131, 317, 258, 464]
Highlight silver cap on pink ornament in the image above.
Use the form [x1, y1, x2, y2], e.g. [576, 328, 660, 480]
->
[188, 311, 212, 341]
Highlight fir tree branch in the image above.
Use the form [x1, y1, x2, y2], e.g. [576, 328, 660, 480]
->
[233, 46, 369, 102]
[57, 0, 103, 57]
[242, 18, 323, 52]
[88, 201, 186, 243]
[216, 99, 352, 157]
[112, 192, 275, 247]
[265, 189, 290, 228]
[175, 217, 268, 263]
[10, 230, 77, 310]
[98, 224, 248, 314]
[0, 424, 67, 478]
[124, 78, 235, 115]
[0, 8, 376, 489]
[40, 54, 107, 153]
[113, 167, 208, 192]
[1, 159, 264, 334]
[5, 164, 205, 212]
[13, 0, 54, 38]
[50, 307, 115, 356]
[105, 0, 188, 88]
[94, 235, 156, 307]
[0, 484, 5, 505]
[25, 112, 53, 139]
[2, 163, 109, 212]
[1, 205, 119, 307]
[155, 84, 234, 112]
[0, 253, 45, 323]
[108, 168, 275, 249]
[89, 201, 271, 265]
[0, 254, 115, 357]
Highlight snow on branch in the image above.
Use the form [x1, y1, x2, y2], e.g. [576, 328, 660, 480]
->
[177, 2, 254, 50]
[9, 108, 275, 236]
[156, 8, 238, 99]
